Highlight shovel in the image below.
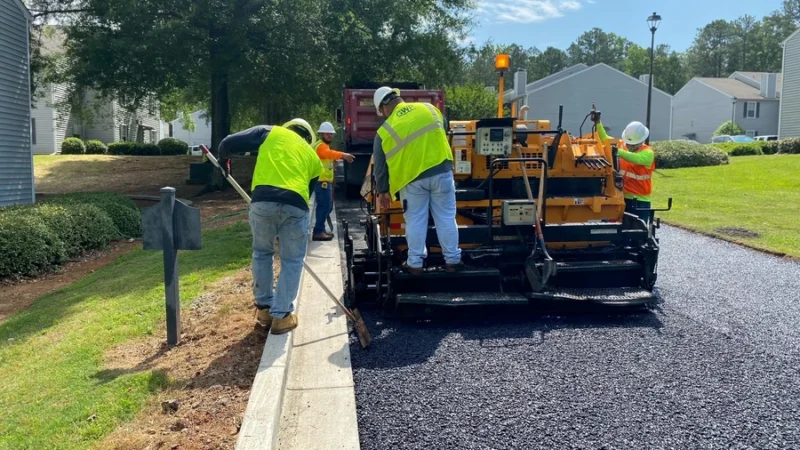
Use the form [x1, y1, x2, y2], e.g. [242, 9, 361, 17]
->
[199, 145, 372, 348]
[514, 149, 556, 292]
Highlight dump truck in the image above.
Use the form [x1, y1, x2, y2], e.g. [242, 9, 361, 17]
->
[343, 56, 671, 313]
[336, 82, 446, 199]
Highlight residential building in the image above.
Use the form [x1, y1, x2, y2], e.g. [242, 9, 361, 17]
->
[506, 64, 673, 142]
[779, 30, 800, 139]
[170, 111, 212, 147]
[30, 28, 163, 155]
[672, 72, 781, 143]
[0, 0, 34, 206]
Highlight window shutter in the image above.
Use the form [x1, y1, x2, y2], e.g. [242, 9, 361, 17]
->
[756, 102, 760, 118]
[743, 102, 747, 118]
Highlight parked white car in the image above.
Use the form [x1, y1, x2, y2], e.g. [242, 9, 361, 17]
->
[189, 145, 202, 156]
[755, 135, 778, 141]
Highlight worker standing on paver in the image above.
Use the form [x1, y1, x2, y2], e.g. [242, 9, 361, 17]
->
[592, 114, 656, 224]
[312, 121, 355, 242]
[218, 118, 323, 335]
[371, 86, 463, 274]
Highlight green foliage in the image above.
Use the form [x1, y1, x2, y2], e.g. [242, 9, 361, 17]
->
[651, 140, 730, 169]
[107, 142, 136, 155]
[42, 192, 141, 238]
[0, 192, 140, 279]
[61, 137, 85, 155]
[712, 142, 764, 156]
[0, 214, 66, 279]
[157, 138, 189, 156]
[84, 140, 107, 155]
[444, 83, 498, 120]
[714, 121, 745, 137]
[778, 137, 800, 154]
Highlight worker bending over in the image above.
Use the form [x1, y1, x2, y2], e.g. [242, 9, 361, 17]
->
[371, 86, 463, 274]
[592, 115, 656, 224]
[312, 121, 355, 241]
[219, 118, 323, 335]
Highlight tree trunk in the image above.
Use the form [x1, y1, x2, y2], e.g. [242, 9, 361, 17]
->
[208, 27, 231, 191]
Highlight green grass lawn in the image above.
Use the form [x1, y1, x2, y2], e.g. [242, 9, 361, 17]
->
[652, 155, 800, 258]
[0, 222, 252, 450]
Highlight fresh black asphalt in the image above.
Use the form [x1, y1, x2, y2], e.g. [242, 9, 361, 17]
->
[335, 195, 800, 450]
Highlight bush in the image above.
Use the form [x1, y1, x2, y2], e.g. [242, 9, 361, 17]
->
[107, 141, 136, 155]
[43, 192, 142, 238]
[61, 137, 86, 155]
[651, 140, 730, 169]
[158, 137, 189, 155]
[84, 140, 108, 155]
[778, 137, 800, 154]
[713, 121, 745, 137]
[0, 214, 67, 279]
[712, 142, 764, 156]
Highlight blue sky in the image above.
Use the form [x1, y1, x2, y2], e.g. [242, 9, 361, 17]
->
[469, 0, 785, 52]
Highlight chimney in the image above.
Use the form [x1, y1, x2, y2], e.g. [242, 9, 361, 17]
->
[514, 69, 528, 97]
[761, 73, 777, 99]
[731, 72, 760, 89]
[639, 74, 651, 85]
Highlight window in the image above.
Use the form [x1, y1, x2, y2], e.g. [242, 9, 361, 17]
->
[745, 101, 760, 118]
[150, 130, 157, 143]
[31, 118, 36, 145]
[119, 125, 128, 141]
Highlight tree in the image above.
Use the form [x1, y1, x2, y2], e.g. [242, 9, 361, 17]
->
[687, 20, 735, 77]
[784, 0, 800, 23]
[444, 83, 498, 120]
[714, 120, 745, 137]
[528, 47, 569, 81]
[728, 15, 757, 71]
[567, 28, 630, 70]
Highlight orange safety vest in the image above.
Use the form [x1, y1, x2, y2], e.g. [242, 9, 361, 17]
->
[618, 144, 654, 197]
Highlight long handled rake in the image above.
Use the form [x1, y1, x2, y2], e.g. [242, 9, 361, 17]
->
[200, 145, 372, 348]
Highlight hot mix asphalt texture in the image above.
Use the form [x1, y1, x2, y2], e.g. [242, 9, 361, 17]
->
[334, 193, 800, 450]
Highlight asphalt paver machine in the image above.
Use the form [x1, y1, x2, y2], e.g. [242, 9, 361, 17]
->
[343, 54, 671, 312]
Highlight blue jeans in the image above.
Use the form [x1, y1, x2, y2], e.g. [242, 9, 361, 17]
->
[399, 171, 461, 269]
[249, 201, 309, 318]
[313, 181, 333, 235]
[625, 198, 653, 225]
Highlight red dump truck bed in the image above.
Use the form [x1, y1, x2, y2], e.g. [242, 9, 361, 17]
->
[337, 86, 446, 197]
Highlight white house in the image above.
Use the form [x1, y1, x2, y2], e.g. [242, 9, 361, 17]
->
[779, 29, 800, 139]
[170, 111, 212, 147]
[0, 0, 34, 206]
[672, 72, 781, 143]
[506, 64, 673, 141]
[30, 28, 164, 155]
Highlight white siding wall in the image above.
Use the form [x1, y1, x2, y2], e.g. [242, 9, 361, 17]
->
[171, 111, 212, 146]
[52, 83, 71, 151]
[30, 88, 57, 154]
[780, 33, 800, 138]
[735, 100, 779, 137]
[0, 0, 33, 206]
[672, 80, 732, 143]
[525, 65, 672, 141]
[81, 91, 118, 143]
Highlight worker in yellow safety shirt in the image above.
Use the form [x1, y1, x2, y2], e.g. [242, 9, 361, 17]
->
[218, 118, 323, 335]
[312, 121, 355, 242]
[371, 86, 463, 274]
[591, 113, 655, 225]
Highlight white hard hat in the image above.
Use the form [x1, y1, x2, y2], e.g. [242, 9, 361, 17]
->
[282, 118, 315, 144]
[318, 121, 335, 134]
[621, 121, 649, 146]
[373, 86, 400, 116]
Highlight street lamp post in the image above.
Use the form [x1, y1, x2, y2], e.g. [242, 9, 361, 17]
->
[645, 12, 661, 144]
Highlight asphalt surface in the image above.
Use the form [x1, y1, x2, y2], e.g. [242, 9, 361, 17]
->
[334, 193, 800, 450]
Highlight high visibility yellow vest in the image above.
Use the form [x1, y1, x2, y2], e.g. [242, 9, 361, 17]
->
[314, 141, 336, 182]
[251, 126, 323, 203]
[377, 102, 453, 196]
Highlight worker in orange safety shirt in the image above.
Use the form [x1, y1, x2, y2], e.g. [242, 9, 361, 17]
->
[312, 121, 355, 241]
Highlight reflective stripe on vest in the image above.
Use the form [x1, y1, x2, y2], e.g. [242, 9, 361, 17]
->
[377, 102, 453, 196]
[251, 126, 323, 203]
[619, 170, 652, 181]
[382, 103, 443, 160]
[314, 141, 336, 182]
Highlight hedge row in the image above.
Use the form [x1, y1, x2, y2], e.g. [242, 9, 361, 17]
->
[0, 193, 141, 280]
[651, 140, 730, 169]
[712, 138, 800, 156]
[61, 137, 188, 156]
